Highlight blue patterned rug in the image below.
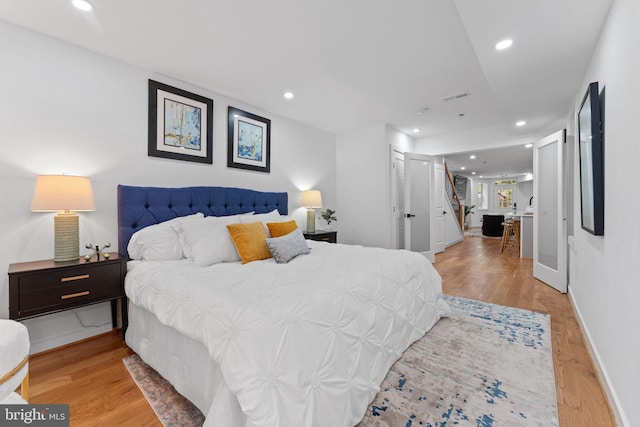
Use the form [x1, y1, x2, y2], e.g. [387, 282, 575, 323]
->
[124, 295, 558, 426]
[358, 295, 558, 426]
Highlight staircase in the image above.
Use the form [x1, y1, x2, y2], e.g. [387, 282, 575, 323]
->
[444, 162, 464, 233]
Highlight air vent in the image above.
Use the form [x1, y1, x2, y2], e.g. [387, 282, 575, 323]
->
[443, 92, 470, 102]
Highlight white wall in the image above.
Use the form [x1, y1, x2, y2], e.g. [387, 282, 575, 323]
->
[386, 126, 414, 154]
[517, 179, 533, 212]
[335, 125, 415, 248]
[336, 124, 389, 247]
[0, 21, 336, 353]
[568, 0, 639, 424]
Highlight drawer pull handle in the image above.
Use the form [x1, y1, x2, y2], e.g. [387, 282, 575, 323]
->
[61, 274, 90, 283]
[61, 291, 90, 300]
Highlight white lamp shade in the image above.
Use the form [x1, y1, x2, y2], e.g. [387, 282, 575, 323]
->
[301, 190, 322, 208]
[31, 175, 95, 212]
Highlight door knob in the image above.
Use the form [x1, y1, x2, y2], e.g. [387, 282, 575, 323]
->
[405, 213, 416, 218]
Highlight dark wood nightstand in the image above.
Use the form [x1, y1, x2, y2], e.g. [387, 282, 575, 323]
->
[8, 253, 127, 339]
[303, 230, 337, 243]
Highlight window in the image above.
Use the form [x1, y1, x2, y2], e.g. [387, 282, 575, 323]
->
[494, 179, 517, 211]
[497, 188, 513, 209]
[477, 183, 488, 209]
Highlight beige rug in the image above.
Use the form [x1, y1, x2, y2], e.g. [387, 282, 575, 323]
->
[124, 295, 558, 426]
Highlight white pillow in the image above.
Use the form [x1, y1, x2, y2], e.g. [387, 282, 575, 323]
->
[127, 213, 204, 261]
[239, 209, 287, 236]
[177, 215, 242, 266]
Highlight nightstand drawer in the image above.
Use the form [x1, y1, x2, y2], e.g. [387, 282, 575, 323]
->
[13, 262, 122, 317]
[9, 253, 128, 340]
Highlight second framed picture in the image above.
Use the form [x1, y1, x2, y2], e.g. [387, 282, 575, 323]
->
[227, 107, 271, 173]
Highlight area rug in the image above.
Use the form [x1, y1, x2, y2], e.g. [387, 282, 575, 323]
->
[123, 354, 205, 427]
[123, 295, 558, 427]
[358, 295, 558, 426]
[465, 227, 502, 239]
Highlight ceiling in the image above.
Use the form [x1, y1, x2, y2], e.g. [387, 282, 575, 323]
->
[444, 145, 533, 179]
[0, 0, 612, 176]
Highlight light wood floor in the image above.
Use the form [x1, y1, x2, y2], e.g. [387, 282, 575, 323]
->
[27, 235, 616, 426]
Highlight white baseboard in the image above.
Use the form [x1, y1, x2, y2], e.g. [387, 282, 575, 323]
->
[28, 323, 112, 354]
[568, 288, 628, 426]
[22, 303, 113, 354]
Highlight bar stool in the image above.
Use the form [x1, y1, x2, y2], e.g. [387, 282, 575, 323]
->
[0, 319, 30, 404]
[501, 219, 520, 253]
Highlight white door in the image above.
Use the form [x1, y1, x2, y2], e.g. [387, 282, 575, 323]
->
[433, 162, 445, 253]
[391, 149, 406, 249]
[404, 153, 434, 261]
[533, 130, 567, 293]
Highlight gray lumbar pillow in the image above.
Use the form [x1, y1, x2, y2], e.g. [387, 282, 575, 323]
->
[265, 228, 310, 263]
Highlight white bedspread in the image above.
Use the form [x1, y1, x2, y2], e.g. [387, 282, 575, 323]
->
[125, 241, 449, 427]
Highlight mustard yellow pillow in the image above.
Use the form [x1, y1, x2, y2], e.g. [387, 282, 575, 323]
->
[267, 220, 298, 238]
[227, 222, 272, 264]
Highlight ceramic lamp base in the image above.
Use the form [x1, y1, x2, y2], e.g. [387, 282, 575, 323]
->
[54, 212, 79, 262]
[306, 208, 316, 233]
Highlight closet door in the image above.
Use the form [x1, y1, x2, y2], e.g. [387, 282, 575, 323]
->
[533, 129, 567, 293]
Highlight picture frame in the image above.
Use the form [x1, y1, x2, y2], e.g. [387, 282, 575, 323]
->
[577, 81, 605, 236]
[148, 80, 213, 164]
[227, 106, 271, 173]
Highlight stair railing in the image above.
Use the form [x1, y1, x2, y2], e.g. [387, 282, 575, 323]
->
[444, 162, 465, 230]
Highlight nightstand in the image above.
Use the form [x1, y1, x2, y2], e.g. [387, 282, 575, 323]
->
[8, 253, 127, 339]
[303, 230, 337, 243]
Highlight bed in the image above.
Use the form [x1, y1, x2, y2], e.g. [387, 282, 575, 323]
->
[118, 185, 449, 427]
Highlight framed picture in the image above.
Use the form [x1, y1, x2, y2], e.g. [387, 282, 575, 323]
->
[577, 81, 605, 235]
[227, 106, 271, 173]
[148, 80, 213, 164]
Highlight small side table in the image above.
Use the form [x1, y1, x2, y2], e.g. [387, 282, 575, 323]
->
[303, 230, 337, 243]
[8, 253, 127, 340]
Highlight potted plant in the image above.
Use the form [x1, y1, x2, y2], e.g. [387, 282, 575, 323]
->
[464, 204, 476, 229]
[319, 208, 337, 229]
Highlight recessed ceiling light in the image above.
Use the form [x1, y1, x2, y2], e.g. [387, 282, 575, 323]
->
[72, 0, 94, 11]
[460, 166, 466, 170]
[283, 91, 294, 100]
[479, 175, 484, 178]
[472, 172, 476, 175]
[525, 143, 533, 148]
[516, 120, 526, 127]
[413, 128, 421, 133]
[470, 155, 476, 159]
[495, 39, 513, 50]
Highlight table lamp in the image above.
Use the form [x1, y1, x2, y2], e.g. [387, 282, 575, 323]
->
[301, 190, 322, 233]
[31, 175, 95, 262]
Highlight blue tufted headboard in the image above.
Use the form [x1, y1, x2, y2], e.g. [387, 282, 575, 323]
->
[117, 185, 288, 258]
